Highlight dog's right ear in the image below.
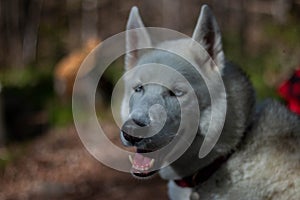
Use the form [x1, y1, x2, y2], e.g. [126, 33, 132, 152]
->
[125, 6, 151, 70]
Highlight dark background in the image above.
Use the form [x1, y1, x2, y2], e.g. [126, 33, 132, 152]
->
[0, 0, 300, 199]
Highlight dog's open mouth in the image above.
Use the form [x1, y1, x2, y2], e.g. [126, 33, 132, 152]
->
[129, 149, 158, 178]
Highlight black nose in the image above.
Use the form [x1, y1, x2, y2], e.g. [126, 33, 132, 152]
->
[130, 111, 150, 127]
[120, 118, 147, 146]
[132, 118, 147, 127]
[121, 130, 143, 146]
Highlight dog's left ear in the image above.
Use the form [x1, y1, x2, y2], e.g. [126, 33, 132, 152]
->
[192, 5, 224, 70]
[125, 6, 152, 70]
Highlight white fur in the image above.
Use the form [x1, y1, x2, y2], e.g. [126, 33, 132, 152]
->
[168, 181, 193, 200]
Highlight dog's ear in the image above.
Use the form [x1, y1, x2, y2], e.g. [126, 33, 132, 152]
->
[192, 5, 224, 70]
[125, 6, 151, 70]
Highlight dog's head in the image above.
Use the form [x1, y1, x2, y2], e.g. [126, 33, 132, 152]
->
[120, 5, 225, 178]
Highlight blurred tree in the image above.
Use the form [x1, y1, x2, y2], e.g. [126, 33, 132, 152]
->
[0, 0, 23, 68]
[0, 84, 6, 146]
[22, 0, 43, 65]
[81, 0, 98, 43]
[0, 0, 43, 68]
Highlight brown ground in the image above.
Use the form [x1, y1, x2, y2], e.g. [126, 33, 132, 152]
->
[0, 123, 167, 200]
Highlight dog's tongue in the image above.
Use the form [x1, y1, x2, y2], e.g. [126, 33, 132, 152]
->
[129, 153, 155, 172]
[134, 153, 152, 166]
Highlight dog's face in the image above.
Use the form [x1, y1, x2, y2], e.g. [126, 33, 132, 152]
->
[120, 5, 225, 178]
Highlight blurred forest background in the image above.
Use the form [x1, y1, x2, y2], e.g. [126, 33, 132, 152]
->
[0, 0, 300, 199]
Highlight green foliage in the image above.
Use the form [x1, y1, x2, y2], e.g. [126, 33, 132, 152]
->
[0, 66, 54, 108]
[223, 15, 300, 101]
[103, 58, 124, 84]
[264, 17, 300, 48]
[47, 99, 73, 127]
[0, 67, 51, 88]
[0, 150, 12, 171]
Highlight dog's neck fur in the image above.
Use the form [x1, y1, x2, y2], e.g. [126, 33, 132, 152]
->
[159, 61, 256, 180]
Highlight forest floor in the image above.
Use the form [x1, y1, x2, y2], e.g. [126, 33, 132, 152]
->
[0, 122, 167, 200]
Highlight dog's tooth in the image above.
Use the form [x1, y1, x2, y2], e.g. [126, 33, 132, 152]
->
[129, 155, 133, 164]
[149, 158, 155, 168]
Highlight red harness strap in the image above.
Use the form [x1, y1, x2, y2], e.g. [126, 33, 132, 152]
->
[278, 68, 300, 115]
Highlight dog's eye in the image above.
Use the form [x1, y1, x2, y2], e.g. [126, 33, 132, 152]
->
[134, 85, 144, 93]
[169, 89, 184, 97]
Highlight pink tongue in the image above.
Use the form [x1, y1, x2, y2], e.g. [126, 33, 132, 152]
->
[133, 153, 152, 166]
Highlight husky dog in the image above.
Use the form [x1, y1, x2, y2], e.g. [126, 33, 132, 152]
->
[120, 5, 300, 200]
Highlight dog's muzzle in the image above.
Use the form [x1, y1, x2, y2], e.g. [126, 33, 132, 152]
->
[120, 119, 159, 178]
[120, 119, 147, 146]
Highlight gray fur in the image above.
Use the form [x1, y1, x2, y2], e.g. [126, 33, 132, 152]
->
[121, 5, 300, 200]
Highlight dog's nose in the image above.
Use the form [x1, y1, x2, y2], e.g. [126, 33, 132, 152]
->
[130, 111, 150, 127]
[132, 118, 148, 127]
[120, 119, 145, 146]
[121, 131, 143, 146]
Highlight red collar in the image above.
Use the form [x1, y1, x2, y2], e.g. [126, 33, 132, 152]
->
[174, 154, 231, 188]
